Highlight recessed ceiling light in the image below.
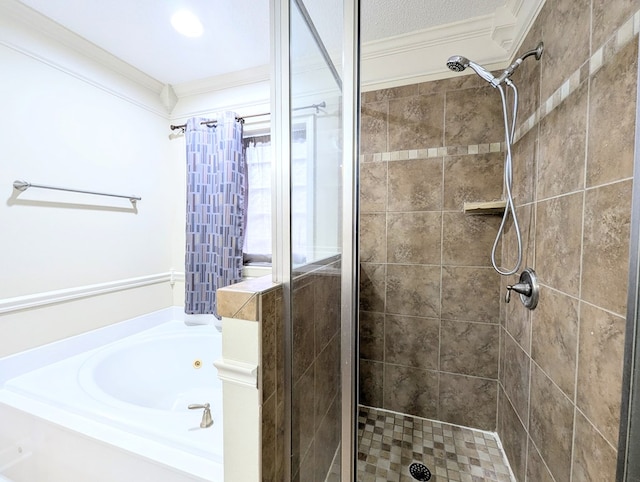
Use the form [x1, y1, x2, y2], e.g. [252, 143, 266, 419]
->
[171, 10, 203, 37]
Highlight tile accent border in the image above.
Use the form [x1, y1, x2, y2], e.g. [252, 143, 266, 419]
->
[515, 9, 640, 142]
[360, 142, 506, 164]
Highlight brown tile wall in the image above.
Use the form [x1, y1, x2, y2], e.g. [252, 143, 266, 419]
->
[291, 261, 342, 482]
[260, 286, 285, 482]
[254, 260, 341, 482]
[497, 2, 638, 481]
[359, 2, 639, 480]
[359, 74, 506, 431]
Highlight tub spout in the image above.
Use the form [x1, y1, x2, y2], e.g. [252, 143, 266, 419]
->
[188, 403, 213, 428]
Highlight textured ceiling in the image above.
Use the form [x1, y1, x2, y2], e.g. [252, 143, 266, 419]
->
[361, 0, 504, 41]
[17, 0, 507, 86]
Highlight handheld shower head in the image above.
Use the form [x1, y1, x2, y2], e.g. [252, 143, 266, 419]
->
[446, 55, 497, 85]
[446, 55, 468, 72]
[447, 42, 543, 87]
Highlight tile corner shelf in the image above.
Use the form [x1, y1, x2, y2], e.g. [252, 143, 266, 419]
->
[463, 200, 507, 215]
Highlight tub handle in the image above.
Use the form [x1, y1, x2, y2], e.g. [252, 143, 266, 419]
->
[188, 403, 213, 428]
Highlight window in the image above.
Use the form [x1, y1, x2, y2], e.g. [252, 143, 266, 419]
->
[243, 114, 338, 266]
[243, 133, 272, 261]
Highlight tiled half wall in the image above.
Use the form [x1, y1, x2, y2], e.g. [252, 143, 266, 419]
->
[218, 259, 341, 482]
[290, 260, 342, 482]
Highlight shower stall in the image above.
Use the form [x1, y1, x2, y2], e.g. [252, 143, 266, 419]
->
[274, 0, 640, 481]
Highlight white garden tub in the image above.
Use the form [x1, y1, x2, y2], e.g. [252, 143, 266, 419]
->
[0, 308, 223, 481]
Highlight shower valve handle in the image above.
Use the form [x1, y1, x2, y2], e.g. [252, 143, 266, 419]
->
[504, 268, 539, 310]
[505, 282, 531, 303]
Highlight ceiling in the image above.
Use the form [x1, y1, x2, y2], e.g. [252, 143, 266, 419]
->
[16, 0, 507, 86]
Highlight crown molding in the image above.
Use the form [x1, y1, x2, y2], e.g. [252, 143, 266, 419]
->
[171, 64, 270, 98]
[0, 0, 172, 117]
[507, 0, 527, 17]
[2, 0, 546, 100]
[508, 0, 547, 55]
[491, 4, 517, 50]
[184, 0, 546, 96]
[363, 14, 495, 59]
[361, 0, 545, 91]
[172, 0, 545, 103]
[1, 0, 164, 95]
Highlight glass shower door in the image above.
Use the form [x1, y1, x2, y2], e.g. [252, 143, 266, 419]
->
[271, 0, 359, 479]
[289, 1, 344, 480]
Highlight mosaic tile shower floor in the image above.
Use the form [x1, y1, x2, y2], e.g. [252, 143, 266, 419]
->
[357, 406, 515, 482]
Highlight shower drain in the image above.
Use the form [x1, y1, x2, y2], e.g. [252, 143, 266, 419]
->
[409, 462, 431, 481]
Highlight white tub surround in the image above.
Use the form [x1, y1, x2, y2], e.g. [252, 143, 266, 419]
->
[0, 308, 223, 482]
[215, 320, 260, 482]
[213, 358, 258, 388]
[0, 402, 214, 482]
[216, 276, 283, 482]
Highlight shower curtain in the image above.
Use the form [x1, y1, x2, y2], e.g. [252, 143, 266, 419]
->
[184, 112, 246, 318]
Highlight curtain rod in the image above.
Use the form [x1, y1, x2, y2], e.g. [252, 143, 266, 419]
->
[169, 101, 326, 132]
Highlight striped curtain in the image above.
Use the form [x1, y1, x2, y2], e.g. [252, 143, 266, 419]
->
[184, 112, 246, 318]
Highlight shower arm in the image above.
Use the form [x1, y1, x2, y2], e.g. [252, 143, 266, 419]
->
[492, 42, 544, 87]
[493, 62, 522, 86]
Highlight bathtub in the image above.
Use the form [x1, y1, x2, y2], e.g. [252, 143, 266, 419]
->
[0, 308, 223, 481]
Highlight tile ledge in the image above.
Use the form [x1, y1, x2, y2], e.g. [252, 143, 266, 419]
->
[218, 275, 280, 295]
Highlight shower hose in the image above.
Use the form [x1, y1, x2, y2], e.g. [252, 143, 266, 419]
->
[491, 80, 523, 276]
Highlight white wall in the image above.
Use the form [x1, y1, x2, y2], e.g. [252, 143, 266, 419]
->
[0, 0, 278, 359]
[0, 15, 176, 356]
[0, 4, 274, 357]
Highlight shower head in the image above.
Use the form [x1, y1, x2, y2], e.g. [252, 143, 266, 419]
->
[446, 55, 497, 85]
[446, 55, 468, 72]
[447, 42, 544, 87]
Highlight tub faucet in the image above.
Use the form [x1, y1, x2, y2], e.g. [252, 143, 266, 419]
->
[188, 403, 213, 428]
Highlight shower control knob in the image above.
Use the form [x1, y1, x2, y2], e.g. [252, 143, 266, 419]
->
[506, 282, 531, 300]
[505, 268, 539, 310]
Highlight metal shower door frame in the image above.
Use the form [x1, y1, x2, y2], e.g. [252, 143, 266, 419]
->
[270, 0, 360, 480]
[617, 33, 640, 482]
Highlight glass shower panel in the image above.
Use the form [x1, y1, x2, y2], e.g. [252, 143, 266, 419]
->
[290, 3, 342, 266]
[289, 0, 344, 479]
